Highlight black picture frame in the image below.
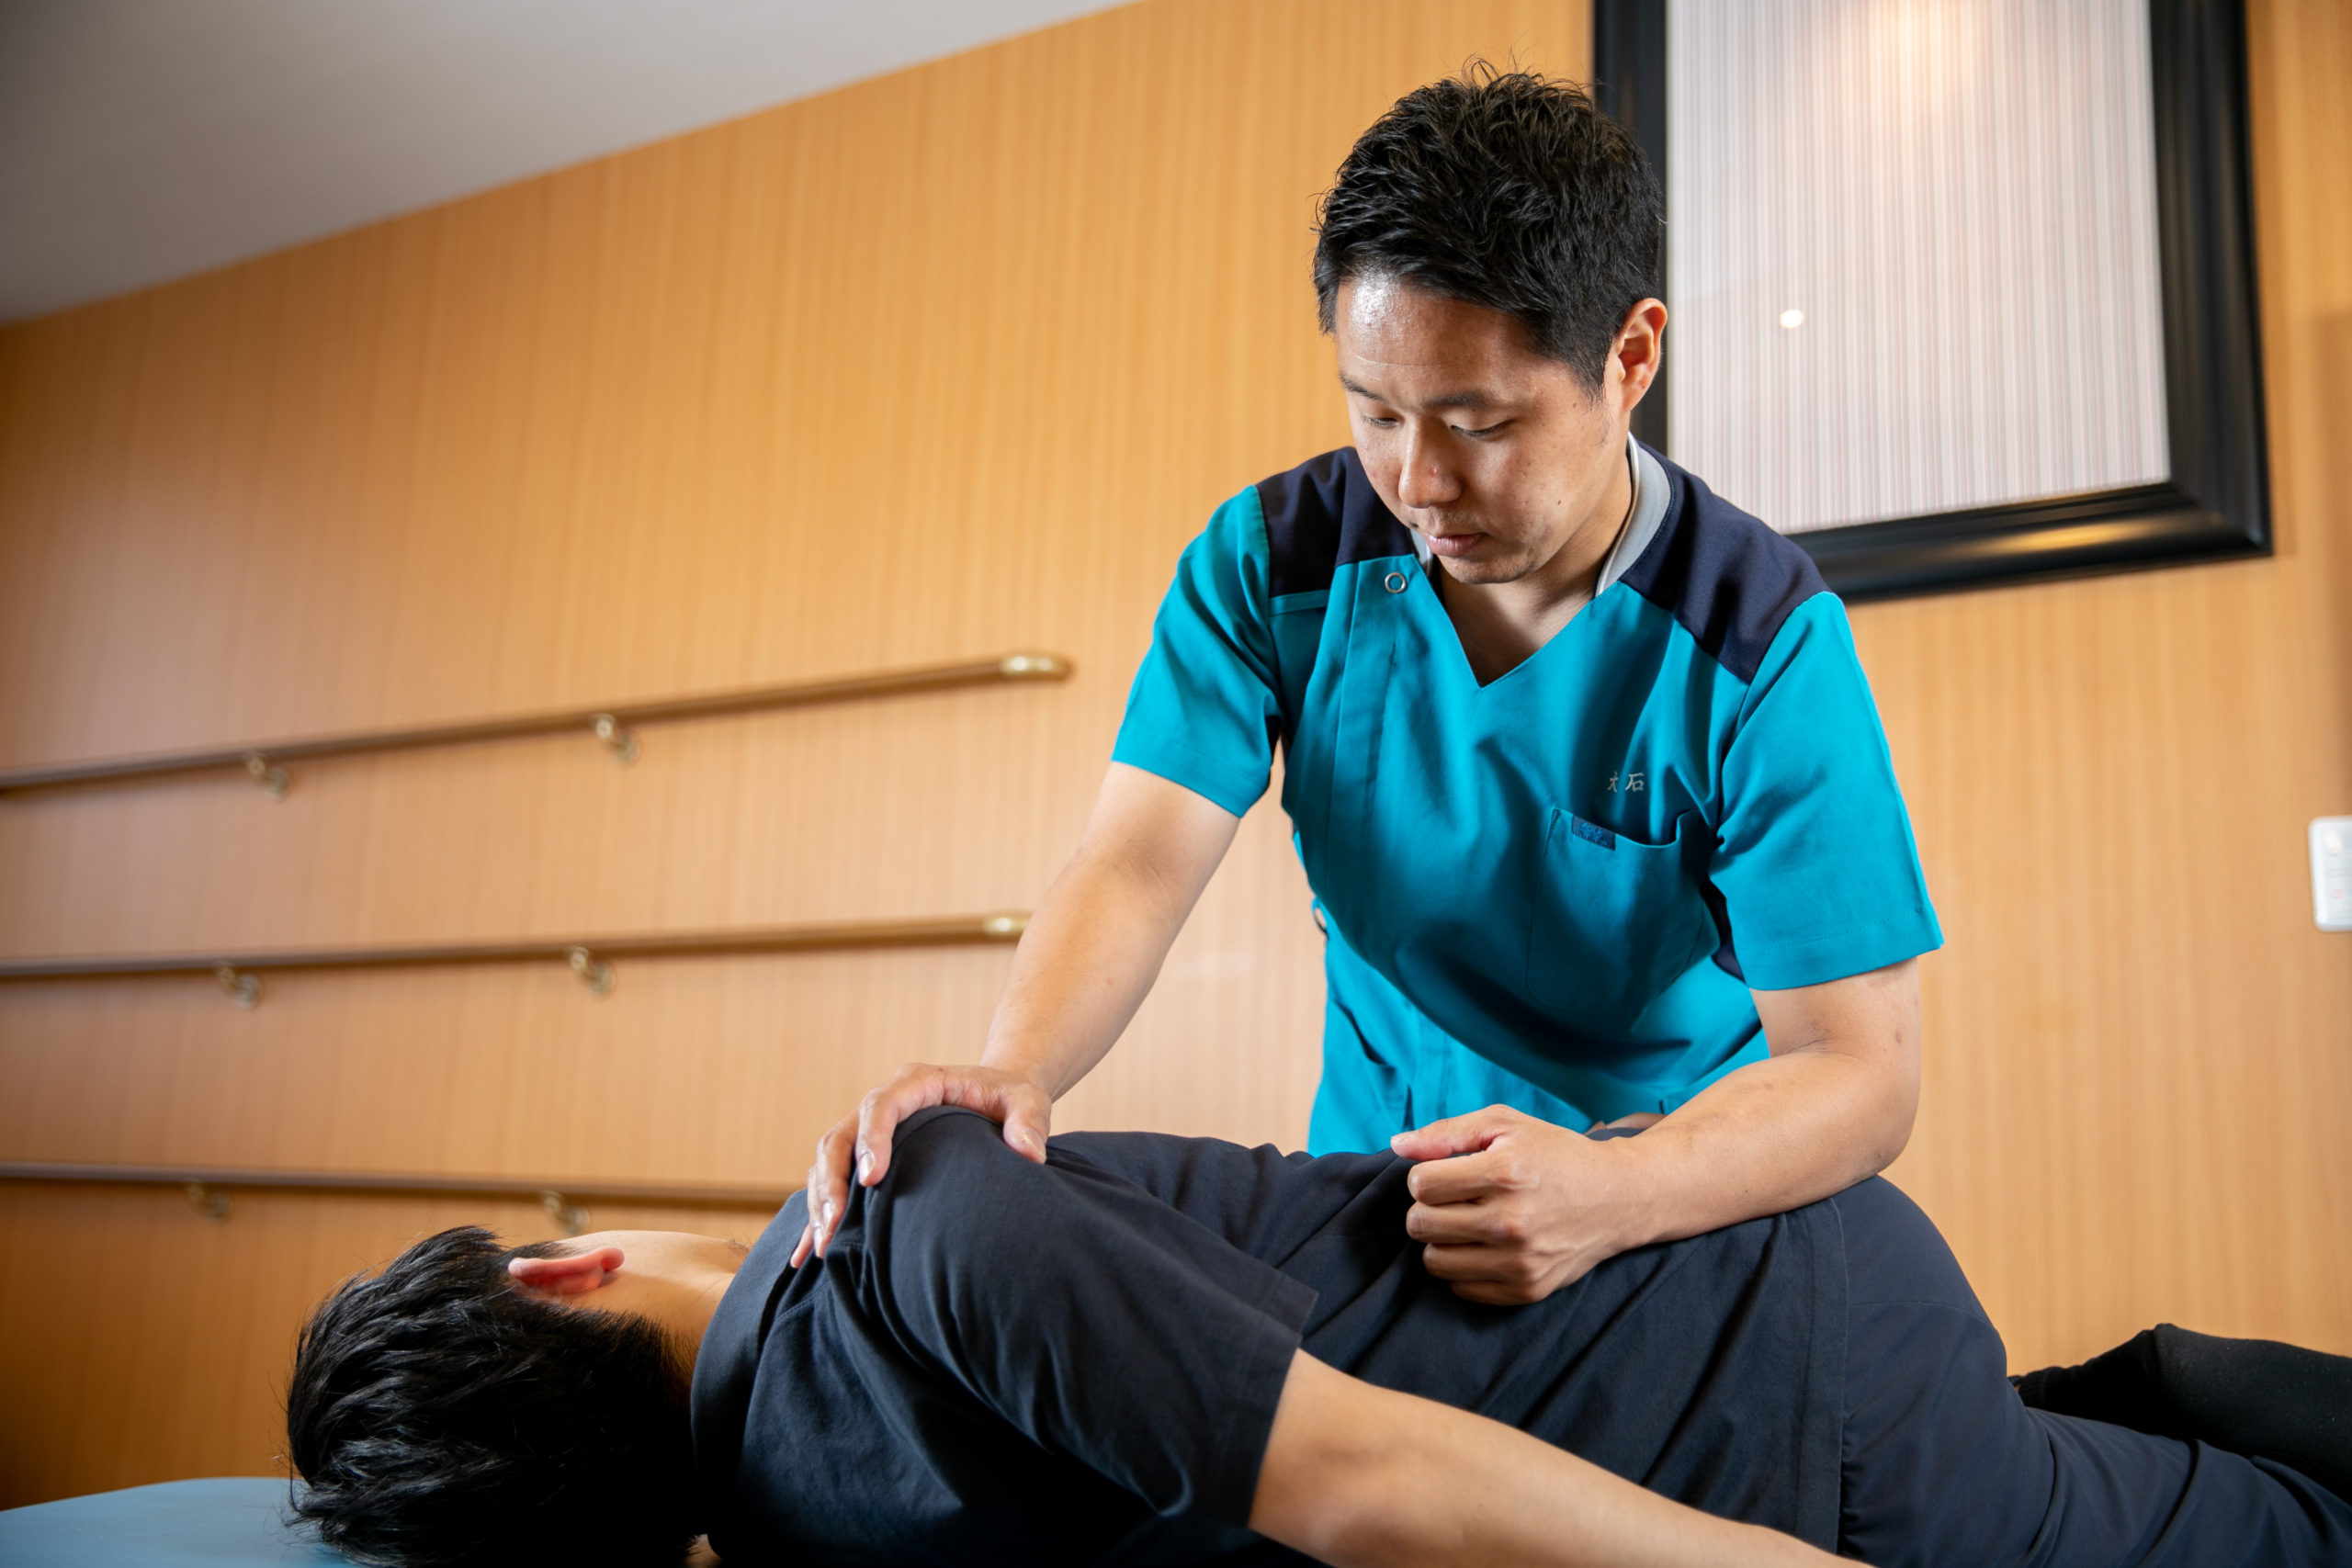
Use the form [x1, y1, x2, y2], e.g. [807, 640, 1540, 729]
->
[1592, 0, 2270, 601]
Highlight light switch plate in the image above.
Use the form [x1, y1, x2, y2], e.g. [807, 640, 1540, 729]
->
[2314, 817, 2352, 931]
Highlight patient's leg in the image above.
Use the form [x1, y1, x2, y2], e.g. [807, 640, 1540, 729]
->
[2015, 1325, 2352, 1501]
[1251, 1348, 1835, 1568]
[1831, 1178, 2352, 1568]
[851, 1107, 1832, 1568]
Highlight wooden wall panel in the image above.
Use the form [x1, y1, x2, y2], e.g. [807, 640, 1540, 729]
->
[0, 0, 1582, 1504]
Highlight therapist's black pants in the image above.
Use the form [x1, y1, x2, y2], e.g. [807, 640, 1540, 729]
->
[866, 1109, 2351, 1567]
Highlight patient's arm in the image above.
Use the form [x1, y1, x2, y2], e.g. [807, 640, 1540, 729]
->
[1250, 1351, 1849, 1568]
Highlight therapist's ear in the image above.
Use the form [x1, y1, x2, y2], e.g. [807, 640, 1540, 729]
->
[1611, 298, 1668, 412]
[508, 1247, 624, 1298]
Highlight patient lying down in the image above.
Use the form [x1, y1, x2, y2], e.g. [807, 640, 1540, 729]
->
[288, 1107, 2351, 1568]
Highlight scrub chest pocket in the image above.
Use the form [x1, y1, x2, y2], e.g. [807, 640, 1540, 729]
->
[1527, 807, 1722, 1027]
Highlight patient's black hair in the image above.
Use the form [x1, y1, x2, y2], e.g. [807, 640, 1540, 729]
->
[1313, 63, 1664, 390]
[286, 1226, 697, 1568]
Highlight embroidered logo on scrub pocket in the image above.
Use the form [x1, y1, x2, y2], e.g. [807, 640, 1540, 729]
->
[1568, 814, 1616, 850]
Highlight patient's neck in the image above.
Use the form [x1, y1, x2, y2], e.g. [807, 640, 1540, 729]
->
[559, 1229, 752, 1372]
[631, 1259, 744, 1371]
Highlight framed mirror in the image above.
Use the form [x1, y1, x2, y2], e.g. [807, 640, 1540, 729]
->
[1594, 0, 2268, 599]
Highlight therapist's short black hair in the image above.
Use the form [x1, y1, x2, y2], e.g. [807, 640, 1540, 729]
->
[1313, 64, 1663, 391]
[286, 1226, 697, 1568]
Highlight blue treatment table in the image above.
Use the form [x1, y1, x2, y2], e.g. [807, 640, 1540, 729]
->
[0, 1479, 344, 1566]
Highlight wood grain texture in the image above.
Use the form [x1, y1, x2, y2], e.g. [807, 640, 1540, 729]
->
[0, 0, 1581, 1502]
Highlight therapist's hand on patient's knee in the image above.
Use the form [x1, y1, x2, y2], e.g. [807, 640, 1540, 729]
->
[1392, 1106, 1648, 1304]
[792, 1062, 1053, 1266]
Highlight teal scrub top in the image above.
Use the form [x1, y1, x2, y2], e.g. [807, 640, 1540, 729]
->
[1113, 440, 1942, 1153]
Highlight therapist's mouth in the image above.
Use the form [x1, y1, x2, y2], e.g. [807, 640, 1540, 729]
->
[1422, 530, 1487, 558]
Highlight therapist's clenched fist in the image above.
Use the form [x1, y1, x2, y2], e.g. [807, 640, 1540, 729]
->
[1392, 1105, 1649, 1304]
[791, 1063, 1052, 1268]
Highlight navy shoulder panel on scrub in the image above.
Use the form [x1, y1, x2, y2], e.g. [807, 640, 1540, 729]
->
[1617, 447, 1828, 684]
[1257, 447, 1417, 597]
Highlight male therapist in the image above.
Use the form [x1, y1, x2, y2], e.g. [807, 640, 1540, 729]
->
[801, 67, 1943, 1303]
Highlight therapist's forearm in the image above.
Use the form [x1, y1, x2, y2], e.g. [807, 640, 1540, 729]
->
[979, 847, 1192, 1096]
[981, 764, 1240, 1098]
[1617, 1051, 1912, 1247]
[1615, 963, 1922, 1249]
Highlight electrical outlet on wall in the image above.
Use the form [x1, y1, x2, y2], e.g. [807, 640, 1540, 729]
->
[2314, 818, 2352, 931]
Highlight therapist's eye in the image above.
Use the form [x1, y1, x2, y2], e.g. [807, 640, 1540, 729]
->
[1454, 421, 1510, 440]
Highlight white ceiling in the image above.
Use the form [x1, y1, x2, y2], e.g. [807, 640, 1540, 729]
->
[0, 0, 1130, 323]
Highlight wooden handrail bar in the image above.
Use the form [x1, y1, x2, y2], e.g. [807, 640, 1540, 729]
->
[0, 651, 1071, 796]
[0, 1161, 795, 1233]
[0, 912, 1028, 1003]
[0, 1161, 792, 1209]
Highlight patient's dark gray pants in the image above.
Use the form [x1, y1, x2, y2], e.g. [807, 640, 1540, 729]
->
[1832, 1175, 2349, 1565]
[779, 1109, 2352, 1567]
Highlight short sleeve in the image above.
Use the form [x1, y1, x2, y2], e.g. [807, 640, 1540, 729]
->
[1711, 594, 1942, 990]
[1109, 487, 1283, 818]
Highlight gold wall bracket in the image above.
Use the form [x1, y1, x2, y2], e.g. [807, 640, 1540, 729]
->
[566, 946, 615, 996]
[241, 752, 290, 800]
[589, 713, 639, 765]
[214, 966, 261, 1009]
[540, 1190, 591, 1236]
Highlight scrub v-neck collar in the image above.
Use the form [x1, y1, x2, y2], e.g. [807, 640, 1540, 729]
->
[1410, 434, 1671, 690]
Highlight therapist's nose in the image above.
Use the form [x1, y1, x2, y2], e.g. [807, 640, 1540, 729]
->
[1394, 423, 1464, 512]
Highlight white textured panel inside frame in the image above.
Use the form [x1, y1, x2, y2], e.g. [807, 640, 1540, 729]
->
[1664, 0, 2171, 535]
